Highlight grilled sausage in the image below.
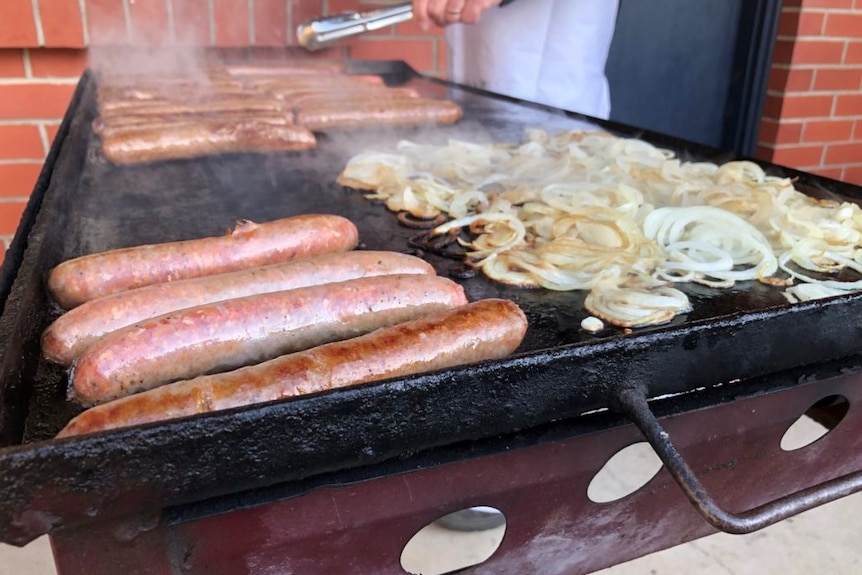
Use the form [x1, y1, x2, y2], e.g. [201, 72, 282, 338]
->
[92, 113, 292, 136]
[297, 99, 463, 130]
[47, 214, 357, 309]
[100, 121, 316, 165]
[58, 299, 527, 437]
[70, 274, 468, 405]
[94, 113, 293, 135]
[99, 98, 288, 119]
[43, 251, 436, 366]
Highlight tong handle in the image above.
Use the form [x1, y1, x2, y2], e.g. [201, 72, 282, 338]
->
[616, 386, 862, 534]
[297, 3, 413, 51]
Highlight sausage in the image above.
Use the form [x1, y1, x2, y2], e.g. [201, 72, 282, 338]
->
[297, 99, 463, 130]
[224, 62, 349, 76]
[287, 87, 420, 108]
[97, 90, 267, 111]
[100, 121, 317, 165]
[92, 113, 292, 136]
[42, 251, 436, 365]
[57, 299, 527, 437]
[99, 99, 289, 119]
[70, 274, 468, 405]
[47, 214, 356, 309]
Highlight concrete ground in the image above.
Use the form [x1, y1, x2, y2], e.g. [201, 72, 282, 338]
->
[2, 416, 858, 574]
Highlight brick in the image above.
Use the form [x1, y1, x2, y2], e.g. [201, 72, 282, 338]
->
[824, 142, 862, 164]
[771, 144, 825, 168]
[778, 94, 834, 118]
[0, 163, 42, 198]
[349, 38, 435, 73]
[843, 165, 862, 185]
[128, 0, 171, 46]
[213, 0, 250, 47]
[253, 0, 288, 46]
[0, 49, 26, 76]
[772, 40, 795, 65]
[813, 68, 862, 91]
[768, 67, 814, 92]
[437, 35, 448, 73]
[801, 0, 854, 6]
[778, 10, 825, 37]
[0, 0, 39, 47]
[0, 202, 27, 236]
[762, 94, 784, 119]
[834, 93, 862, 115]
[29, 48, 89, 77]
[172, 0, 211, 45]
[0, 125, 48, 159]
[759, 119, 803, 145]
[0, 83, 77, 119]
[811, 166, 844, 180]
[855, 119, 862, 139]
[847, 41, 862, 63]
[802, 119, 854, 142]
[39, 0, 86, 47]
[755, 145, 775, 162]
[824, 13, 862, 37]
[788, 39, 846, 64]
[86, 0, 129, 45]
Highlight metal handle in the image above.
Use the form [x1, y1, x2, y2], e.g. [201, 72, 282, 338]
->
[297, 3, 413, 51]
[616, 386, 862, 534]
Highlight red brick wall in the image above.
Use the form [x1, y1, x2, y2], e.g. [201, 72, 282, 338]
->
[757, 0, 862, 183]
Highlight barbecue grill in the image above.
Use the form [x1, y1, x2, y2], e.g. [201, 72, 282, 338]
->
[3, 60, 862, 574]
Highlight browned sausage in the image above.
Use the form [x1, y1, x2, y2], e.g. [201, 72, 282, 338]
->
[99, 99, 289, 119]
[224, 62, 349, 76]
[100, 121, 317, 165]
[297, 99, 463, 130]
[70, 274, 468, 405]
[58, 299, 527, 437]
[47, 214, 356, 309]
[287, 87, 420, 108]
[43, 251, 436, 366]
[92, 113, 292, 136]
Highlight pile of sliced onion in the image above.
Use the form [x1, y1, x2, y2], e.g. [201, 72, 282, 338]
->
[338, 129, 862, 327]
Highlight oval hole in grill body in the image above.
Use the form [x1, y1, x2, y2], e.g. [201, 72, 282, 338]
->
[400, 507, 506, 575]
[588, 441, 663, 503]
[780, 394, 850, 452]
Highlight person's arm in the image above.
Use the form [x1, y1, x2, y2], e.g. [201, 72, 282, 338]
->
[414, 0, 515, 29]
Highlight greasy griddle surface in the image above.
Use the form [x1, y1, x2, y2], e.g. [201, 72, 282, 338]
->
[20, 63, 862, 442]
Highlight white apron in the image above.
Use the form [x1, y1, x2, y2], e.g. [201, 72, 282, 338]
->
[445, 0, 619, 119]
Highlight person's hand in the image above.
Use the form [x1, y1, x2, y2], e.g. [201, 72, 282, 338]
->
[413, 0, 503, 29]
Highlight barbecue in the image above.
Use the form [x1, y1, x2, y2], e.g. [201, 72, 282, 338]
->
[2, 59, 862, 574]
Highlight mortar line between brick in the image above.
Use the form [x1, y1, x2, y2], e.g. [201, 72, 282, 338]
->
[22, 50, 33, 79]
[31, 0, 46, 47]
[249, 0, 256, 44]
[78, 0, 90, 45]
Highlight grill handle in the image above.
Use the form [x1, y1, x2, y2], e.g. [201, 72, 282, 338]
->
[616, 386, 862, 534]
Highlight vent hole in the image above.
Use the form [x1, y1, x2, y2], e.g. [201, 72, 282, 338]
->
[400, 507, 506, 575]
[780, 395, 849, 452]
[588, 441, 663, 503]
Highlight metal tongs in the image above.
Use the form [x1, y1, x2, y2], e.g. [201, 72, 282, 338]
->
[296, 2, 413, 51]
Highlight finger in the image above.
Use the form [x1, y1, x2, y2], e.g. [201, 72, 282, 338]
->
[412, 0, 432, 30]
[444, 0, 467, 24]
[426, 0, 451, 27]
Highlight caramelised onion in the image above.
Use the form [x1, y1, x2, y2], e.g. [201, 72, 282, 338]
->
[585, 275, 691, 328]
[338, 129, 862, 329]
